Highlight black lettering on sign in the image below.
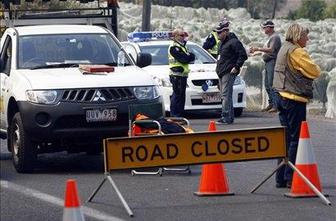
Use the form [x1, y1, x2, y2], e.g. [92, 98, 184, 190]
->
[150, 144, 164, 160]
[231, 138, 243, 154]
[167, 143, 178, 159]
[258, 136, 269, 152]
[136, 145, 148, 161]
[191, 141, 202, 157]
[122, 146, 134, 162]
[217, 139, 229, 155]
[245, 137, 256, 153]
[205, 141, 216, 156]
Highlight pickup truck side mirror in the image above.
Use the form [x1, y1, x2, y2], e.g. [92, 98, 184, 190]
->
[136, 53, 152, 68]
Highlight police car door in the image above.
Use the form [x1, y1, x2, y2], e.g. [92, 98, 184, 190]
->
[0, 34, 12, 130]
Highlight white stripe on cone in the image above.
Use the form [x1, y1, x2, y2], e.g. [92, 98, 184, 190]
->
[295, 138, 316, 165]
[63, 208, 85, 221]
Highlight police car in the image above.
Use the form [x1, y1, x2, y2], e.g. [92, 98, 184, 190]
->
[122, 31, 246, 116]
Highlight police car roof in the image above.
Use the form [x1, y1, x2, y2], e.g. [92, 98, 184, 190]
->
[14, 25, 108, 36]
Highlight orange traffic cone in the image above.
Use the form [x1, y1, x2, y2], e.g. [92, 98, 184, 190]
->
[63, 179, 85, 221]
[194, 121, 234, 196]
[285, 121, 325, 198]
[208, 120, 217, 131]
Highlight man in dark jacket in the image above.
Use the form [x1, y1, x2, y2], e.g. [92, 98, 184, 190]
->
[215, 20, 248, 124]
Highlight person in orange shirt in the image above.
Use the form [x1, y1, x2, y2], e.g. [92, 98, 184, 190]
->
[273, 23, 321, 188]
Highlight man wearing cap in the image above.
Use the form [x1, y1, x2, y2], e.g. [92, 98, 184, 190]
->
[168, 28, 195, 117]
[202, 25, 222, 59]
[215, 20, 248, 124]
[250, 20, 282, 113]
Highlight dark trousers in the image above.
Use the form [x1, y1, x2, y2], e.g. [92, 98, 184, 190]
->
[274, 93, 307, 184]
[169, 75, 187, 117]
[219, 72, 236, 123]
[265, 60, 276, 107]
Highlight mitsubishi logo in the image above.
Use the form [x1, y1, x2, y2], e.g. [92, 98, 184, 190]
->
[205, 80, 213, 87]
[93, 91, 106, 102]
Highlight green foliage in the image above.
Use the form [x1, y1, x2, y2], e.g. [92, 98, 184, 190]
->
[291, 0, 327, 21]
[324, 3, 336, 18]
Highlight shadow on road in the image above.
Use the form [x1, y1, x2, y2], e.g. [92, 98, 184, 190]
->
[33, 152, 105, 174]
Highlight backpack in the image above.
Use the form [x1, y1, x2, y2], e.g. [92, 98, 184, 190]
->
[132, 114, 186, 134]
[156, 117, 186, 134]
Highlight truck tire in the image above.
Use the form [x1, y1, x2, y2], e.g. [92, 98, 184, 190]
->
[234, 108, 243, 117]
[9, 113, 37, 173]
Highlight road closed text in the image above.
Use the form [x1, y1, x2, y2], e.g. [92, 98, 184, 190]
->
[104, 127, 286, 170]
[121, 136, 270, 163]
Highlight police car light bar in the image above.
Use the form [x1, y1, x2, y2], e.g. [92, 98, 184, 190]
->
[127, 31, 173, 42]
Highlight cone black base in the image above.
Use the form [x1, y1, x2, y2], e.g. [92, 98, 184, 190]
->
[284, 193, 329, 198]
[194, 192, 234, 196]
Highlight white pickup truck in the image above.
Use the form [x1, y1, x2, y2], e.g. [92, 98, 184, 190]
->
[0, 24, 163, 173]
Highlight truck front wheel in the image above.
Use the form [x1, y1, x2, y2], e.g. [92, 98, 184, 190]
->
[9, 113, 37, 173]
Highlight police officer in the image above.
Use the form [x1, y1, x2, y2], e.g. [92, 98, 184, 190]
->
[168, 28, 195, 117]
[202, 22, 222, 59]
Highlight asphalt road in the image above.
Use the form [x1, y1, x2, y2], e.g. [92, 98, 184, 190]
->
[1, 111, 335, 221]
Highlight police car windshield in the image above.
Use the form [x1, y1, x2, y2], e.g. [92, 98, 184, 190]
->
[18, 34, 131, 69]
[139, 43, 216, 65]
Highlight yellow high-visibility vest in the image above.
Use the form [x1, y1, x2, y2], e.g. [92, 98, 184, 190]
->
[168, 42, 190, 77]
[207, 31, 220, 56]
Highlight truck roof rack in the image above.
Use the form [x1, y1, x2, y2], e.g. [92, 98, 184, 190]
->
[0, 0, 119, 36]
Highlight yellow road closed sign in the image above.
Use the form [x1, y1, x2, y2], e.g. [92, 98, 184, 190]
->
[104, 127, 286, 171]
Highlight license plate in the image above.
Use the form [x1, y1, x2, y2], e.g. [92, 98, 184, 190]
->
[86, 109, 117, 122]
[202, 92, 221, 103]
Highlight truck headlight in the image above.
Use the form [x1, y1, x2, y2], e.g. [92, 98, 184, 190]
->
[26, 90, 59, 104]
[133, 86, 160, 100]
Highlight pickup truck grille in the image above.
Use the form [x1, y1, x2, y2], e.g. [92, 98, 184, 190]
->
[60, 88, 135, 103]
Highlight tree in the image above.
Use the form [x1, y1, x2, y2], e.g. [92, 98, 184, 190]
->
[324, 3, 336, 18]
[293, 0, 327, 21]
[271, 0, 277, 19]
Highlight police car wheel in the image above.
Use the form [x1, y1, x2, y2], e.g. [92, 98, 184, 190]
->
[234, 108, 243, 117]
[9, 113, 37, 173]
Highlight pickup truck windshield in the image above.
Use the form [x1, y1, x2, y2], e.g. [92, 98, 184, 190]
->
[139, 44, 216, 65]
[18, 34, 131, 69]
